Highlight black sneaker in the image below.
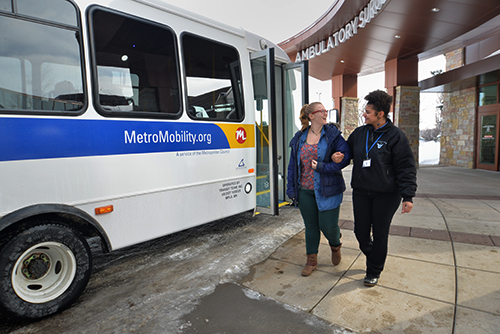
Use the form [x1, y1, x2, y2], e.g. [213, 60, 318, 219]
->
[364, 275, 378, 287]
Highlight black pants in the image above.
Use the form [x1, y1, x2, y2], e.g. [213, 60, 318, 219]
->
[352, 190, 401, 278]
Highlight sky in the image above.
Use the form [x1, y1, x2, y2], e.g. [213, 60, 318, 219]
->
[165, 0, 446, 129]
[164, 0, 334, 44]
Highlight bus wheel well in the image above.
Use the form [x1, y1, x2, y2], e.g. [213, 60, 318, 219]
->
[0, 212, 110, 254]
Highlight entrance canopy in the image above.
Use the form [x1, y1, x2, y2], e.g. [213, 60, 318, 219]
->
[278, 0, 500, 82]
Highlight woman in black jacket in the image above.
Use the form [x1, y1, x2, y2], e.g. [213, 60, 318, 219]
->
[336, 90, 417, 287]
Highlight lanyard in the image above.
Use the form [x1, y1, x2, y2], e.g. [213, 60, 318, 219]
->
[365, 131, 384, 159]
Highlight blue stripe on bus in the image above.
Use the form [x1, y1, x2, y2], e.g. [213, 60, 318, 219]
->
[0, 117, 230, 162]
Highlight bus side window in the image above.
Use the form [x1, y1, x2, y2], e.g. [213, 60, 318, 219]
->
[90, 7, 182, 118]
[0, 0, 11, 11]
[182, 33, 244, 121]
[0, 1, 84, 113]
[17, 0, 78, 26]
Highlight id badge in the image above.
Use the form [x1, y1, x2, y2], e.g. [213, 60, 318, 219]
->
[362, 159, 371, 168]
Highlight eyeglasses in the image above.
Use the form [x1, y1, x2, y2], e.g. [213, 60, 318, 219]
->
[311, 109, 328, 115]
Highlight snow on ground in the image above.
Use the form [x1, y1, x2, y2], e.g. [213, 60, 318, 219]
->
[419, 139, 440, 165]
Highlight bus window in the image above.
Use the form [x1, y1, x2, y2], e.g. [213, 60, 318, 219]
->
[182, 33, 244, 121]
[90, 7, 181, 118]
[0, 3, 84, 113]
[0, 0, 11, 11]
[16, 0, 78, 26]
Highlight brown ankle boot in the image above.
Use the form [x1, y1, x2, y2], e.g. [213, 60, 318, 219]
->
[330, 244, 342, 265]
[301, 254, 318, 276]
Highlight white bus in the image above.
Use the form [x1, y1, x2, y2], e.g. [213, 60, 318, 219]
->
[0, 0, 308, 321]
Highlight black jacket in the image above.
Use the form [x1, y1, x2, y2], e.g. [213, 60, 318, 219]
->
[347, 119, 417, 202]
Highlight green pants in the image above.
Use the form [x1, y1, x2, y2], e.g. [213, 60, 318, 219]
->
[298, 188, 341, 255]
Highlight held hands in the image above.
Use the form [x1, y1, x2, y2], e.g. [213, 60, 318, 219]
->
[402, 201, 413, 213]
[311, 159, 317, 170]
[331, 152, 344, 163]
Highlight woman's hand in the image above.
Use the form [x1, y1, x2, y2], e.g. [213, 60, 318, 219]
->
[311, 159, 317, 170]
[331, 152, 344, 163]
[401, 201, 413, 213]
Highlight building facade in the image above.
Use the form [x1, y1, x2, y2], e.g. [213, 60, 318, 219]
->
[278, 0, 500, 172]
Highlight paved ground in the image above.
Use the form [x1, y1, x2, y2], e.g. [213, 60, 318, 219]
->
[2, 165, 499, 333]
[184, 165, 500, 333]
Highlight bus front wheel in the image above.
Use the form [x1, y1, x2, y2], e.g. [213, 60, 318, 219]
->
[0, 223, 92, 321]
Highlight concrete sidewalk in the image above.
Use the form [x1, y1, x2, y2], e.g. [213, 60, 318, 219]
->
[239, 166, 500, 333]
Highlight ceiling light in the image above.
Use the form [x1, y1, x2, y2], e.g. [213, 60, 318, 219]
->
[431, 7, 440, 12]
[395, 35, 401, 39]
[340, 60, 345, 63]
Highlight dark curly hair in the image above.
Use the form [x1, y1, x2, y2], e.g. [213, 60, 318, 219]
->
[364, 90, 393, 118]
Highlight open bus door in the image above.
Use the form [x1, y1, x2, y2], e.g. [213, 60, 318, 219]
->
[282, 60, 309, 204]
[251, 48, 308, 215]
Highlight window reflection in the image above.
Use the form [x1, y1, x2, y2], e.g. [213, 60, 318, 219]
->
[479, 71, 498, 85]
[91, 8, 181, 117]
[0, 0, 11, 12]
[182, 33, 244, 121]
[17, 0, 77, 26]
[479, 84, 498, 106]
[0, 15, 84, 112]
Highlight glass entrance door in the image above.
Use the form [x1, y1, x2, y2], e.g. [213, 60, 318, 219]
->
[477, 109, 499, 171]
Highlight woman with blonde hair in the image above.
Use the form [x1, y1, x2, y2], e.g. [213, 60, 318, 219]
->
[286, 102, 351, 276]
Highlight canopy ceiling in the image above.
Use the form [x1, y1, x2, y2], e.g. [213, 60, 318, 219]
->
[278, 0, 500, 81]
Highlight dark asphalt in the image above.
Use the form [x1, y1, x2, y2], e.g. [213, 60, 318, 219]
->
[179, 283, 351, 334]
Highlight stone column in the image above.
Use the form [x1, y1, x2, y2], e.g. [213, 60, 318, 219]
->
[440, 78, 476, 168]
[394, 86, 420, 165]
[340, 97, 359, 139]
[438, 48, 477, 169]
[445, 49, 465, 70]
[331, 74, 357, 139]
[385, 57, 419, 165]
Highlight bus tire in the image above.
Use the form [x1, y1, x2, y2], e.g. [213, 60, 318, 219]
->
[0, 223, 92, 321]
